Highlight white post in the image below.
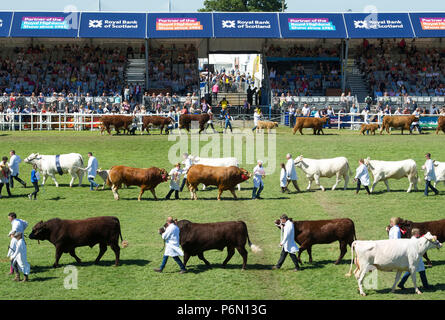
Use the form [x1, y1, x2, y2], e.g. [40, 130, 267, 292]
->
[30, 113, 33, 131]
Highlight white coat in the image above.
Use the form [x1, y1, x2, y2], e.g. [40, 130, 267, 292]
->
[285, 158, 298, 181]
[169, 167, 183, 191]
[355, 164, 370, 186]
[182, 157, 193, 178]
[10, 238, 30, 275]
[9, 218, 28, 236]
[388, 225, 401, 239]
[422, 159, 436, 182]
[253, 165, 265, 188]
[162, 223, 184, 257]
[253, 112, 261, 126]
[280, 220, 299, 254]
[85, 156, 99, 179]
[8, 154, 21, 176]
[280, 168, 287, 187]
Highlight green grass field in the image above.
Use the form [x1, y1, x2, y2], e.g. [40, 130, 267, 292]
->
[1, 126, 444, 300]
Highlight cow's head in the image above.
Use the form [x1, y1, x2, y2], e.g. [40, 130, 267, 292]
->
[293, 155, 308, 169]
[24, 153, 41, 164]
[273, 122, 279, 128]
[159, 168, 169, 182]
[423, 232, 442, 250]
[239, 168, 251, 181]
[29, 220, 51, 241]
[363, 157, 374, 170]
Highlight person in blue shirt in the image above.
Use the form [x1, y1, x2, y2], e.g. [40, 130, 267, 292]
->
[81, 152, 99, 191]
[223, 108, 233, 133]
[28, 164, 40, 200]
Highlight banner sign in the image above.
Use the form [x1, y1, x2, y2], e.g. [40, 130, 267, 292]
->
[10, 11, 79, 37]
[79, 12, 146, 38]
[420, 116, 438, 129]
[213, 12, 280, 38]
[410, 13, 445, 38]
[147, 13, 212, 38]
[279, 13, 346, 38]
[343, 13, 414, 38]
[0, 12, 13, 37]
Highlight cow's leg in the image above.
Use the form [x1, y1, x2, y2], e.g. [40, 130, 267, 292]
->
[306, 246, 313, 264]
[411, 271, 422, 294]
[138, 187, 146, 201]
[149, 188, 158, 201]
[202, 184, 206, 190]
[236, 246, 248, 270]
[53, 246, 64, 268]
[68, 170, 77, 188]
[357, 264, 373, 296]
[423, 252, 432, 267]
[407, 180, 413, 193]
[217, 189, 223, 201]
[332, 172, 341, 190]
[183, 252, 190, 267]
[197, 253, 211, 266]
[390, 271, 403, 293]
[94, 243, 108, 265]
[110, 242, 120, 266]
[314, 174, 325, 191]
[77, 169, 84, 186]
[48, 172, 59, 187]
[383, 179, 390, 192]
[230, 188, 237, 199]
[237, 183, 241, 191]
[343, 172, 349, 190]
[370, 179, 379, 193]
[69, 249, 82, 264]
[335, 241, 348, 265]
[306, 178, 313, 191]
[222, 246, 235, 268]
[112, 185, 120, 200]
[42, 173, 48, 186]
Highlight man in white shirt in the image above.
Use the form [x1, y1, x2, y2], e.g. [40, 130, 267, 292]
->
[272, 214, 300, 271]
[82, 152, 99, 191]
[422, 153, 439, 196]
[354, 159, 371, 195]
[301, 104, 310, 117]
[285, 154, 300, 193]
[7, 212, 28, 275]
[8, 150, 26, 188]
[154, 217, 187, 274]
[180, 153, 193, 192]
[166, 163, 183, 200]
[252, 160, 266, 200]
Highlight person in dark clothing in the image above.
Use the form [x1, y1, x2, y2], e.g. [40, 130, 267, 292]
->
[28, 164, 40, 200]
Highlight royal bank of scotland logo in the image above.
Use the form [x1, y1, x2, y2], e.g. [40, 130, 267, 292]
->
[89, 20, 103, 28]
[222, 20, 236, 28]
[0, 19, 3, 28]
[354, 20, 367, 28]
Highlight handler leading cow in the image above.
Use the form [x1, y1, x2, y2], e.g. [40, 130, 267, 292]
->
[24, 153, 84, 187]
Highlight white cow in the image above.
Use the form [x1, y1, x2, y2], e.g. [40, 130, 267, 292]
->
[364, 157, 418, 193]
[293, 155, 351, 191]
[24, 153, 84, 187]
[189, 156, 241, 191]
[432, 161, 445, 188]
[345, 233, 442, 296]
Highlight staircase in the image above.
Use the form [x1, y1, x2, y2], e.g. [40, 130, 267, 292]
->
[125, 59, 146, 88]
[213, 92, 248, 107]
[346, 59, 369, 104]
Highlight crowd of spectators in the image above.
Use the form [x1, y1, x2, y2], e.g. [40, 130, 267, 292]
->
[147, 43, 199, 95]
[265, 44, 340, 58]
[200, 68, 256, 94]
[356, 38, 445, 98]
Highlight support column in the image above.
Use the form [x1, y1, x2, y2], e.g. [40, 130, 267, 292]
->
[145, 39, 149, 92]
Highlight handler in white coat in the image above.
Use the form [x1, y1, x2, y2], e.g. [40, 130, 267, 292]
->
[179, 153, 193, 192]
[272, 214, 300, 271]
[8, 150, 26, 188]
[154, 217, 187, 274]
[286, 153, 301, 192]
[252, 160, 266, 199]
[7, 212, 28, 275]
[165, 163, 183, 200]
[422, 152, 439, 196]
[82, 152, 99, 191]
[354, 158, 371, 194]
[9, 232, 30, 282]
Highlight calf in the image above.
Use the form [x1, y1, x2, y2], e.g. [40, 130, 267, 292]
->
[160, 219, 261, 270]
[257, 120, 278, 133]
[435, 116, 445, 135]
[380, 115, 419, 135]
[274, 218, 356, 264]
[346, 233, 442, 295]
[364, 157, 418, 193]
[292, 117, 328, 135]
[29, 216, 128, 267]
[359, 123, 379, 135]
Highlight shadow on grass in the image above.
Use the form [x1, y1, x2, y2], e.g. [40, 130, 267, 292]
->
[47, 196, 65, 201]
[374, 283, 445, 295]
[31, 259, 150, 273]
[29, 276, 58, 282]
[185, 263, 274, 274]
[296, 259, 349, 270]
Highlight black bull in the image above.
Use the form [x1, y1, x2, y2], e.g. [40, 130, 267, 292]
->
[29, 216, 127, 267]
[159, 220, 260, 269]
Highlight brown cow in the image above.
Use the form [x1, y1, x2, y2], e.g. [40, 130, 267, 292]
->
[292, 116, 328, 135]
[390, 217, 445, 266]
[28, 216, 128, 267]
[141, 115, 173, 135]
[380, 115, 419, 135]
[100, 115, 135, 135]
[186, 164, 250, 200]
[159, 219, 261, 270]
[359, 123, 379, 135]
[256, 120, 278, 133]
[107, 165, 168, 201]
[274, 218, 356, 264]
[436, 116, 445, 135]
[179, 114, 210, 133]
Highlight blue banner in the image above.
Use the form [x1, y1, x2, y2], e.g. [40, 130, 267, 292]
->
[343, 13, 414, 38]
[147, 13, 212, 38]
[10, 11, 79, 37]
[279, 13, 346, 38]
[0, 12, 13, 37]
[79, 12, 146, 38]
[213, 12, 280, 38]
[410, 13, 445, 38]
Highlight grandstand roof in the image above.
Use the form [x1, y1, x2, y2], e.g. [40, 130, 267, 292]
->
[0, 11, 444, 39]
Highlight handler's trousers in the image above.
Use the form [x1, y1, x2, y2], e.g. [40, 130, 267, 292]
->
[10, 174, 26, 188]
[159, 255, 186, 271]
[356, 180, 370, 194]
[252, 184, 264, 199]
[275, 249, 300, 270]
[399, 270, 428, 288]
[424, 180, 439, 196]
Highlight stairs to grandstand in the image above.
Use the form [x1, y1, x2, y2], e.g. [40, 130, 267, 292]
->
[346, 59, 369, 104]
[212, 92, 248, 107]
[125, 59, 146, 87]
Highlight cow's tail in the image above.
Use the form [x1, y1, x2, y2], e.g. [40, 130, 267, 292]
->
[115, 217, 129, 248]
[244, 222, 262, 254]
[345, 241, 356, 277]
[346, 160, 353, 175]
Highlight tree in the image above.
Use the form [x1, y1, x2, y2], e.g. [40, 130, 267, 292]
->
[199, 0, 286, 12]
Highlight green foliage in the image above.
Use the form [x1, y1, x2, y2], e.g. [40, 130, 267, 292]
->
[0, 126, 444, 300]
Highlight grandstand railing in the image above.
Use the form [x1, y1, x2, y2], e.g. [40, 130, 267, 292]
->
[376, 96, 445, 106]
